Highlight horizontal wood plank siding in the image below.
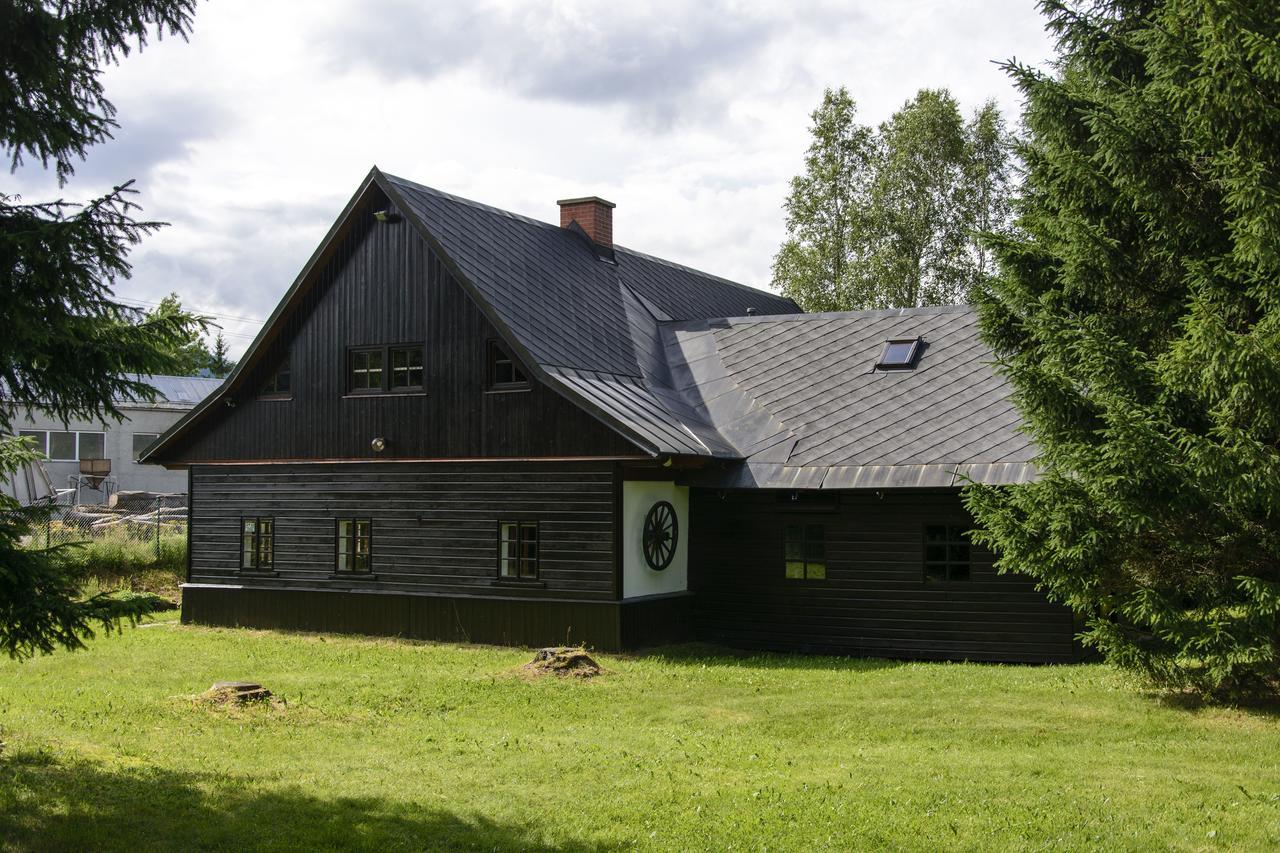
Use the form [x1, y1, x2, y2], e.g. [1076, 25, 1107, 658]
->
[162, 188, 637, 463]
[190, 461, 617, 601]
[688, 489, 1077, 663]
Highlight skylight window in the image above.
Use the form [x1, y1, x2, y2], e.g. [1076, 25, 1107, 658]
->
[877, 337, 921, 370]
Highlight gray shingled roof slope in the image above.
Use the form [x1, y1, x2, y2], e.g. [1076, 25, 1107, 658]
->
[380, 173, 800, 456]
[664, 305, 1037, 489]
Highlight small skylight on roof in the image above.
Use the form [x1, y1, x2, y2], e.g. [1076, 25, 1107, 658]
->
[877, 337, 921, 370]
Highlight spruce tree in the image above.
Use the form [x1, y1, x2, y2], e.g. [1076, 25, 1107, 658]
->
[965, 0, 1280, 697]
[1, 1, 203, 660]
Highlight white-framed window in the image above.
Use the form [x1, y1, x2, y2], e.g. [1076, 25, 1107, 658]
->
[132, 432, 160, 460]
[15, 429, 106, 461]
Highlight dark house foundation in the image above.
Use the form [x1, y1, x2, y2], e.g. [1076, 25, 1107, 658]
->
[181, 584, 693, 652]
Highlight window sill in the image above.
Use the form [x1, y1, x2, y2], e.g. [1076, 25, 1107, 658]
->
[484, 385, 531, 394]
[490, 578, 546, 589]
[329, 572, 378, 581]
[257, 395, 293, 402]
[239, 570, 279, 578]
[341, 392, 429, 400]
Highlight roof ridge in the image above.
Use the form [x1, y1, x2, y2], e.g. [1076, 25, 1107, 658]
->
[612, 244, 790, 304]
[382, 173, 560, 233]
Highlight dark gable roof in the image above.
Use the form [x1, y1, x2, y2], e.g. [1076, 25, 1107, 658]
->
[379, 172, 800, 456]
[145, 168, 1035, 484]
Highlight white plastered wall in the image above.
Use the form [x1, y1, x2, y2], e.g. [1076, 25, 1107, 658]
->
[622, 480, 689, 599]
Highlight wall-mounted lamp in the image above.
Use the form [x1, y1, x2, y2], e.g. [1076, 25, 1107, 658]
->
[372, 208, 401, 223]
[224, 398, 236, 409]
[370, 437, 386, 453]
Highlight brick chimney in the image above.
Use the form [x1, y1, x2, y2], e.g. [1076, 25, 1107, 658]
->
[557, 196, 615, 247]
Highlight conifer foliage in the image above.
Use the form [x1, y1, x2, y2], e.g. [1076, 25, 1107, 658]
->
[1, 1, 202, 660]
[965, 0, 1280, 697]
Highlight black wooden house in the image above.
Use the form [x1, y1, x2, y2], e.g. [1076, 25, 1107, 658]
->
[146, 168, 1076, 662]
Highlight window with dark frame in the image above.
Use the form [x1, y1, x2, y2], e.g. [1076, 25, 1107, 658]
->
[784, 523, 826, 579]
[260, 356, 292, 397]
[487, 341, 528, 390]
[924, 525, 971, 582]
[389, 345, 424, 390]
[336, 518, 372, 572]
[240, 518, 274, 571]
[498, 521, 539, 579]
[349, 349, 384, 393]
[877, 337, 922, 370]
[18, 430, 47, 455]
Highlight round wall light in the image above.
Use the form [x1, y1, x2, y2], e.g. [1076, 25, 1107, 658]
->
[370, 437, 386, 453]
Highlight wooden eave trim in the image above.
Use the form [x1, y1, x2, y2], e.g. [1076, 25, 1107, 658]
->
[140, 168, 385, 466]
[158, 454, 651, 470]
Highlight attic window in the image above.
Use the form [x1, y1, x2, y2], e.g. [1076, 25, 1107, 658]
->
[877, 338, 921, 370]
[487, 340, 529, 391]
[259, 356, 291, 399]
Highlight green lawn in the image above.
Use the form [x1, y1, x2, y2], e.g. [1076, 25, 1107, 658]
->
[1, 615, 1278, 851]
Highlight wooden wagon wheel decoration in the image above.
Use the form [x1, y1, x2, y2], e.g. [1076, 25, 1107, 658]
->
[642, 500, 678, 571]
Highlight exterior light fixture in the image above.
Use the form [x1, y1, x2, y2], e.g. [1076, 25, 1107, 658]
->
[372, 208, 401, 223]
[370, 437, 386, 453]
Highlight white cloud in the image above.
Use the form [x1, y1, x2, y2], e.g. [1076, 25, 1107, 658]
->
[8, 0, 1055, 356]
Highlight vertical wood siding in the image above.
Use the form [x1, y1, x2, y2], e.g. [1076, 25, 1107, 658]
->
[163, 190, 638, 462]
[688, 489, 1077, 662]
[190, 461, 617, 601]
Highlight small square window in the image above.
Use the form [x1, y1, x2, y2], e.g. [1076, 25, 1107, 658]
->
[784, 523, 826, 580]
[877, 338, 921, 370]
[487, 341, 529, 390]
[18, 430, 47, 455]
[349, 350, 384, 393]
[924, 524, 971, 582]
[390, 346, 424, 390]
[132, 433, 160, 460]
[77, 432, 105, 460]
[260, 356, 292, 398]
[48, 431, 76, 461]
[498, 521, 539, 579]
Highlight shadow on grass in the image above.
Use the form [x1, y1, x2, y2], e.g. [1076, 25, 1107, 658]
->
[633, 641, 908, 673]
[0, 749, 604, 852]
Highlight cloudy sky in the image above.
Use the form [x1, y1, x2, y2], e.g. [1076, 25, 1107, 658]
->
[13, 0, 1056, 356]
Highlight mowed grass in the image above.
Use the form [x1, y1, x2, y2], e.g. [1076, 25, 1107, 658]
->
[1, 617, 1278, 851]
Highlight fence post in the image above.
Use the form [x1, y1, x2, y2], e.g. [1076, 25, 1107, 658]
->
[155, 498, 161, 563]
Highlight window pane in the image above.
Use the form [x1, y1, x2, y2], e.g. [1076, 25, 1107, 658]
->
[390, 347, 424, 388]
[785, 561, 806, 579]
[806, 561, 826, 580]
[925, 525, 948, 542]
[883, 341, 914, 363]
[949, 544, 970, 563]
[19, 430, 46, 454]
[78, 432, 105, 459]
[784, 540, 803, 560]
[925, 563, 948, 581]
[949, 563, 970, 581]
[132, 433, 159, 459]
[48, 431, 76, 460]
[805, 541, 825, 562]
[926, 544, 947, 562]
[259, 536, 273, 568]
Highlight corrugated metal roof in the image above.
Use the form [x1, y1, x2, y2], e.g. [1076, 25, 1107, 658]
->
[119, 375, 224, 408]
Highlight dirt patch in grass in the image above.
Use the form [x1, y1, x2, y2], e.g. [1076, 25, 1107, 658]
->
[515, 647, 606, 680]
[180, 682, 288, 714]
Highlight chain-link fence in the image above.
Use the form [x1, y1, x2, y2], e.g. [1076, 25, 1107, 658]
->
[24, 493, 188, 569]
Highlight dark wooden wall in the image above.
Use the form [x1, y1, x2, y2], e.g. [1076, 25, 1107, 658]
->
[688, 489, 1077, 663]
[189, 461, 617, 601]
[161, 189, 638, 462]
